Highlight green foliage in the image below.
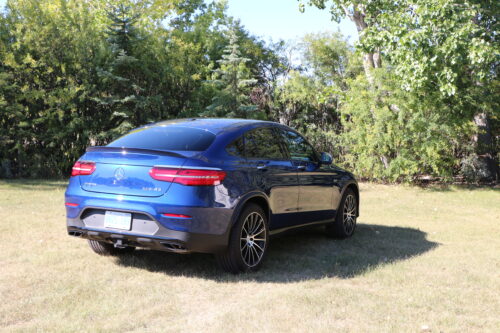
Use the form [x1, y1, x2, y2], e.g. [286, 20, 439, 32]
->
[298, 0, 351, 23]
[94, 4, 153, 136]
[204, 29, 258, 118]
[272, 33, 360, 160]
[0, 0, 497, 182]
[273, 31, 477, 182]
[340, 70, 474, 181]
[0, 0, 274, 177]
[302, 32, 360, 87]
[301, 0, 498, 182]
[359, 0, 499, 181]
[0, 0, 110, 177]
[361, 0, 498, 97]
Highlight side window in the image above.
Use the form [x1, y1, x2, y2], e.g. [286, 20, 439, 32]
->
[279, 129, 318, 162]
[245, 127, 286, 160]
[226, 137, 245, 157]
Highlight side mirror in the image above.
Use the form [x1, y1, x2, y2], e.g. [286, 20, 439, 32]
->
[320, 152, 333, 165]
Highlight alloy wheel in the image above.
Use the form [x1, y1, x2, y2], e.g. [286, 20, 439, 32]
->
[343, 194, 356, 235]
[240, 212, 267, 267]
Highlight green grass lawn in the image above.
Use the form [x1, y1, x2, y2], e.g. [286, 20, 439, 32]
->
[0, 180, 499, 332]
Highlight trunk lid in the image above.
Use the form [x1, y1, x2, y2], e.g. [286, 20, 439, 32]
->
[78, 147, 189, 197]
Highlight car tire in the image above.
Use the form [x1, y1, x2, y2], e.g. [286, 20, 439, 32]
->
[215, 203, 269, 274]
[87, 239, 135, 256]
[326, 188, 357, 238]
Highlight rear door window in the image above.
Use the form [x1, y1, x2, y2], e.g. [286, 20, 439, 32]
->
[226, 137, 245, 157]
[108, 126, 216, 151]
[245, 127, 286, 160]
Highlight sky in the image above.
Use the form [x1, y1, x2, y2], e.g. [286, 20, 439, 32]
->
[226, 0, 358, 43]
[0, 0, 358, 42]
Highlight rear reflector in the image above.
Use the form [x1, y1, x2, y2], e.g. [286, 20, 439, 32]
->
[71, 161, 96, 176]
[162, 213, 192, 219]
[65, 202, 78, 207]
[149, 167, 226, 186]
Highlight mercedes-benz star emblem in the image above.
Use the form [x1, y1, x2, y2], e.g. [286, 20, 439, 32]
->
[114, 167, 125, 181]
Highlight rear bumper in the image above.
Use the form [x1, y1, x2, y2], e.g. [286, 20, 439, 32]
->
[67, 217, 229, 254]
[65, 180, 235, 254]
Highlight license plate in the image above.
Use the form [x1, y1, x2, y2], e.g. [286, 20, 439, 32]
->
[104, 211, 132, 230]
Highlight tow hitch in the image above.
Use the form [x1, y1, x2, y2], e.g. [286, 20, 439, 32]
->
[113, 239, 127, 249]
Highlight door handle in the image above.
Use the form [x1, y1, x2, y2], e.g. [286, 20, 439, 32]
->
[297, 165, 306, 171]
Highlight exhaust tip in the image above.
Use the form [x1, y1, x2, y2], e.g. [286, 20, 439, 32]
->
[160, 242, 187, 251]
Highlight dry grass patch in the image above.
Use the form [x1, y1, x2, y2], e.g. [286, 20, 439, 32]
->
[0, 180, 499, 332]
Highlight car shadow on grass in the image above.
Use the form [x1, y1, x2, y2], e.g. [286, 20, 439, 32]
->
[114, 223, 439, 282]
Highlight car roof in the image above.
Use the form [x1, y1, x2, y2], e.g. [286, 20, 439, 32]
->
[143, 118, 278, 134]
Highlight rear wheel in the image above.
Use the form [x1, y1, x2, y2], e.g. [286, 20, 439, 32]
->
[87, 239, 135, 256]
[216, 203, 269, 273]
[326, 188, 357, 238]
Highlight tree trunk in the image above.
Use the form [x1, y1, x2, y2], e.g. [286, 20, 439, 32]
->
[344, 6, 381, 83]
[472, 112, 499, 182]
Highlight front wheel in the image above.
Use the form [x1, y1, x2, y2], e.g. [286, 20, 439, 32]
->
[326, 188, 357, 238]
[215, 203, 269, 274]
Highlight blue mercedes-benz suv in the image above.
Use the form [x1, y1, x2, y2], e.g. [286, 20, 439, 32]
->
[65, 118, 359, 273]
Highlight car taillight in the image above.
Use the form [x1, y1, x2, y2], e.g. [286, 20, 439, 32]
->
[162, 213, 192, 219]
[149, 167, 226, 186]
[71, 161, 96, 176]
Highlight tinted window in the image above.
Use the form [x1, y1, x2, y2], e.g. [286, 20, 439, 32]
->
[245, 128, 285, 159]
[108, 126, 216, 151]
[226, 137, 245, 157]
[279, 129, 318, 162]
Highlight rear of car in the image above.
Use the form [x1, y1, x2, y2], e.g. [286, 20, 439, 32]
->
[65, 124, 233, 254]
[66, 119, 359, 273]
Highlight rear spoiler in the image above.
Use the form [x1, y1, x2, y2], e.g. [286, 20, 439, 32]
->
[86, 146, 186, 158]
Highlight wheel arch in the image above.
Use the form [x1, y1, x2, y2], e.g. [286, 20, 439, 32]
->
[230, 192, 270, 227]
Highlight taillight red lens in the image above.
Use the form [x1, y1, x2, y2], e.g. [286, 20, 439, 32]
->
[71, 161, 96, 176]
[162, 213, 192, 219]
[148, 167, 177, 182]
[149, 167, 226, 186]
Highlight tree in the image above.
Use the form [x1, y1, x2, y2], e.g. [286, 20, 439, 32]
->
[0, 0, 277, 177]
[272, 33, 360, 157]
[302, 0, 499, 181]
[299, 0, 385, 82]
[0, 0, 110, 177]
[341, 70, 474, 181]
[94, 4, 146, 136]
[359, 0, 499, 181]
[204, 29, 258, 118]
[302, 31, 361, 88]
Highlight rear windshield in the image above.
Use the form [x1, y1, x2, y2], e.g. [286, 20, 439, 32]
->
[108, 126, 216, 151]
